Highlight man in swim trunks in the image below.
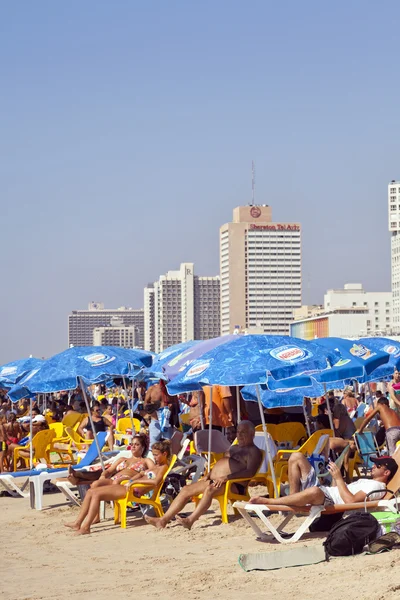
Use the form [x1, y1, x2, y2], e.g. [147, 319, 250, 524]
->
[250, 453, 397, 508]
[358, 397, 400, 456]
[145, 420, 262, 530]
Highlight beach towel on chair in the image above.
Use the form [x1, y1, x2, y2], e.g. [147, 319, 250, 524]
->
[238, 545, 327, 572]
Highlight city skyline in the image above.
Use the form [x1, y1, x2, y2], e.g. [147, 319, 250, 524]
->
[1, 2, 397, 363]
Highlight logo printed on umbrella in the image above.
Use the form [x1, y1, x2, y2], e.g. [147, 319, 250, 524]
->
[183, 360, 212, 380]
[167, 349, 194, 368]
[0, 366, 18, 377]
[333, 358, 351, 367]
[269, 346, 310, 362]
[20, 368, 40, 383]
[349, 344, 374, 360]
[383, 344, 400, 357]
[83, 353, 116, 367]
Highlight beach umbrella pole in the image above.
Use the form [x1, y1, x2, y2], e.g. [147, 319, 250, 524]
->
[323, 384, 335, 431]
[79, 377, 105, 471]
[256, 385, 278, 498]
[123, 377, 136, 435]
[207, 387, 213, 472]
[236, 385, 241, 425]
[367, 382, 374, 407]
[303, 400, 311, 438]
[199, 392, 205, 430]
[29, 398, 33, 470]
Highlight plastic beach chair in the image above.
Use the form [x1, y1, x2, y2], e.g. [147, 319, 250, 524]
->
[114, 455, 177, 528]
[31, 432, 109, 510]
[13, 429, 56, 471]
[349, 432, 380, 477]
[233, 453, 400, 544]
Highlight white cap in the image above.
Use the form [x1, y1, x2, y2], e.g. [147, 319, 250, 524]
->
[32, 415, 46, 423]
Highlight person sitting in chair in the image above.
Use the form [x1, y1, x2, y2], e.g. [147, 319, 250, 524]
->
[250, 452, 397, 508]
[145, 420, 262, 530]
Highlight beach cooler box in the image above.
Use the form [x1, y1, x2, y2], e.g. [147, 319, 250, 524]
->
[371, 512, 400, 533]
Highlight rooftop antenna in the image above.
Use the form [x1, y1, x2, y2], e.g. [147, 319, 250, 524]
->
[251, 160, 255, 205]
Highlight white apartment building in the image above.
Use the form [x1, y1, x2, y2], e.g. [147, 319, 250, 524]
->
[144, 263, 220, 352]
[93, 318, 139, 348]
[324, 283, 392, 335]
[220, 205, 302, 335]
[290, 283, 392, 340]
[389, 181, 400, 332]
[68, 304, 144, 348]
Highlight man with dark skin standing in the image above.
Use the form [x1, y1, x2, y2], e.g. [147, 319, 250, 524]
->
[145, 420, 262, 530]
[358, 397, 400, 455]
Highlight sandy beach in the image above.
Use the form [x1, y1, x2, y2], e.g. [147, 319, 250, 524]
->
[2, 488, 400, 600]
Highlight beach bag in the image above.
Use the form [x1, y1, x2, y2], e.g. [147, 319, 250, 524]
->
[323, 512, 380, 556]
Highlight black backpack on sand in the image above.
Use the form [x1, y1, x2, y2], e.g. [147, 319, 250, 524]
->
[323, 512, 380, 557]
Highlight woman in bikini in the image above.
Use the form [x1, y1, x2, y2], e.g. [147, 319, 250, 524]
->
[78, 405, 114, 451]
[64, 440, 171, 535]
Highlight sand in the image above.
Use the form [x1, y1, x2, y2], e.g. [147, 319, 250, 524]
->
[2, 488, 400, 600]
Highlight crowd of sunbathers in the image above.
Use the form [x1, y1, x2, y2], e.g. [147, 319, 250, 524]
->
[1, 373, 400, 534]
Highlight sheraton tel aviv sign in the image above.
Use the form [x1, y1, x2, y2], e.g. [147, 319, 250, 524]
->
[249, 224, 300, 231]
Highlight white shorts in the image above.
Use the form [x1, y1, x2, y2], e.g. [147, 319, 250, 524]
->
[300, 466, 318, 491]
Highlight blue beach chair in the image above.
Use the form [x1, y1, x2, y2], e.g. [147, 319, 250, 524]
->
[0, 432, 107, 505]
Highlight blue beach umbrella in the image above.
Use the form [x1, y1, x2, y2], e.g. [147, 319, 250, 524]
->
[241, 381, 325, 409]
[0, 357, 45, 389]
[8, 346, 153, 402]
[166, 335, 339, 395]
[136, 340, 201, 381]
[357, 337, 400, 383]
[311, 338, 390, 383]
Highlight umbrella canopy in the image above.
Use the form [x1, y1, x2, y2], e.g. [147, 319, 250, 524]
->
[0, 357, 45, 389]
[166, 335, 340, 395]
[241, 381, 325, 409]
[7, 346, 153, 402]
[357, 337, 400, 383]
[311, 338, 390, 383]
[136, 340, 201, 381]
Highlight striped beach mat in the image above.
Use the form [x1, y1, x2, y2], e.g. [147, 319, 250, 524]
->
[238, 545, 327, 572]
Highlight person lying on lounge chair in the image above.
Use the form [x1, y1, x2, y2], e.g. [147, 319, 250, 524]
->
[64, 440, 171, 535]
[145, 420, 262, 530]
[250, 453, 397, 508]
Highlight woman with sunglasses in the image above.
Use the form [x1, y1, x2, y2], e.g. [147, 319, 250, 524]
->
[78, 405, 114, 450]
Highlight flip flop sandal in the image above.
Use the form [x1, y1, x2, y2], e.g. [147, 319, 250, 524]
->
[369, 532, 400, 554]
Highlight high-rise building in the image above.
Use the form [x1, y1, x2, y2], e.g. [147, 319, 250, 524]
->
[93, 317, 139, 348]
[389, 180, 400, 332]
[68, 304, 144, 348]
[220, 205, 302, 335]
[144, 284, 155, 353]
[144, 263, 220, 352]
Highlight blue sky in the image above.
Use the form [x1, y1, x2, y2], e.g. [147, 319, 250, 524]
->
[1, 1, 398, 362]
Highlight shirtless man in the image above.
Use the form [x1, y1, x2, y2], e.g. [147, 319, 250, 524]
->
[250, 453, 397, 508]
[145, 420, 262, 530]
[358, 397, 400, 455]
[342, 391, 358, 415]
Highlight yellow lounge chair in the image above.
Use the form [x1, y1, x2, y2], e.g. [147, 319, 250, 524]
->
[13, 429, 56, 471]
[114, 455, 177, 528]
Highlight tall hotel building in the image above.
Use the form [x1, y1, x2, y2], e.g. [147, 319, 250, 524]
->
[389, 181, 400, 332]
[144, 263, 220, 352]
[220, 205, 302, 335]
